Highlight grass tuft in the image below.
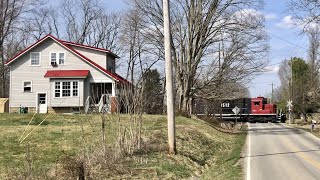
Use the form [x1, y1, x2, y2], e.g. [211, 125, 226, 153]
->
[0, 114, 247, 179]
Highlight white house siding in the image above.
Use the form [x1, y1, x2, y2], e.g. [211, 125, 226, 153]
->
[83, 78, 90, 104]
[9, 38, 115, 108]
[71, 45, 116, 72]
[49, 79, 84, 107]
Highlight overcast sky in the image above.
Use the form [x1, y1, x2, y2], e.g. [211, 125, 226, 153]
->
[107, 0, 308, 98]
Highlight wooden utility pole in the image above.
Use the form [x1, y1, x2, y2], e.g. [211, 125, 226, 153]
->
[163, 0, 176, 154]
[289, 58, 293, 124]
[271, 82, 274, 104]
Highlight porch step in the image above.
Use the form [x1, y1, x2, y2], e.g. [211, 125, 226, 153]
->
[84, 95, 110, 114]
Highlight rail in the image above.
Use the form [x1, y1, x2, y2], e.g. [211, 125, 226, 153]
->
[98, 94, 110, 113]
[84, 96, 92, 114]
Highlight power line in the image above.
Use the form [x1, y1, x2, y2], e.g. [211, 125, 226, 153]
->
[266, 31, 308, 52]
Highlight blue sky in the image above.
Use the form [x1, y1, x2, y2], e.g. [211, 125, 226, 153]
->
[250, 0, 308, 97]
[108, 0, 307, 98]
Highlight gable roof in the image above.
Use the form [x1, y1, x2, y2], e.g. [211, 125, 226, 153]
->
[60, 40, 119, 58]
[44, 70, 90, 78]
[4, 34, 127, 83]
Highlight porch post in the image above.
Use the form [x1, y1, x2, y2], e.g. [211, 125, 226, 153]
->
[111, 82, 116, 96]
[110, 82, 117, 113]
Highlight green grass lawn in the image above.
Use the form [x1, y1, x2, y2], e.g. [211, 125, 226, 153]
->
[0, 113, 246, 179]
[289, 119, 320, 139]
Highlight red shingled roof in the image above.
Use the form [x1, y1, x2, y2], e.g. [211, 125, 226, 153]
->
[4, 34, 128, 83]
[44, 70, 89, 78]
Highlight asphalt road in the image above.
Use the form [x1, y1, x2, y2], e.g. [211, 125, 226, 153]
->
[245, 123, 320, 180]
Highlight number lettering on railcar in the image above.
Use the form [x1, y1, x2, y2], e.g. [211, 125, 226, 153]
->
[221, 103, 230, 108]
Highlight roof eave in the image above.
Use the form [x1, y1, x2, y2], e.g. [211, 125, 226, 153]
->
[5, 35, 51, 65]
[44, 76, 88, 78]
[5, 34, 126, 83]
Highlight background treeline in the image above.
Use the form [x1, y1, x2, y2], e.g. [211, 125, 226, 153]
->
[0, 0, 270, 115]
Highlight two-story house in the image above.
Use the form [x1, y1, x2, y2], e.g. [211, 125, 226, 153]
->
[5, 34, 127, 113]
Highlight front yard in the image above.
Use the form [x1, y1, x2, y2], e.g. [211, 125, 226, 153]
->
[0, 113, 246, 179]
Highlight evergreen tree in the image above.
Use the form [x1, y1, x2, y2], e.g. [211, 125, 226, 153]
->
[143, 69, 163, 114]
[290, 57, 310, 119]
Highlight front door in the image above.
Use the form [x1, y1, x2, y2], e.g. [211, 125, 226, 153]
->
[37, 93, 47, 113]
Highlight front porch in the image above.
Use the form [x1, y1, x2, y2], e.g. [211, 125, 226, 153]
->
[84, 82, 118, 113]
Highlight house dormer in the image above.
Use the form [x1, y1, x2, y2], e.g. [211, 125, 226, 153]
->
[106, 55, 115, 74]
[59, 40, 119, 72]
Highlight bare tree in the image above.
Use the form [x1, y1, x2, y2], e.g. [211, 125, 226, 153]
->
[24, 0, 123, 57]
[121, 9, 143, 84]
[0, 0, 42, 97]
[130, 0, 268, 115]
[88, 13, 122, 53]
[61, 0, 102, 44]
[24, 7, 61, 40]
[307, 27, 320, 96]
[289, 0, 320, 31]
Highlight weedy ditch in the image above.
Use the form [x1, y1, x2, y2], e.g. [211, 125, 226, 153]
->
[0, 114, 247, 179]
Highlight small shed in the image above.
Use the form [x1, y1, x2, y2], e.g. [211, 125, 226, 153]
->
[0, 98, 9, 113]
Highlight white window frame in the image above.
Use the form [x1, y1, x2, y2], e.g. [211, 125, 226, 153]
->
[62, 81, 71, 97]
[54, 80, 79, 98]
[54, 81, 61, 98]
[58, 52, 65, 65]
[30, 52, 41, 66]
[72, 81, 78, 96]
[50, 52, 57, 65]
[50, 52, 65, 66]
[22, 80, 32, 93]
[107, 59, 115, 73]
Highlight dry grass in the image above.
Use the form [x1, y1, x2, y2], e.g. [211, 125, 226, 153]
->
[0, 113, 246, 179]
[290, 119, 320, 138]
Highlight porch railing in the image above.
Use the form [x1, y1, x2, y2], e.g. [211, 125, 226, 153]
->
[85, 94, 110, 114]
[84, 96, 92, 114]
[98, 94, 110, 113]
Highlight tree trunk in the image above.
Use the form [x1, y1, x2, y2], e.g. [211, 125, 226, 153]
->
[180, 87, 191, 117]
[0, 47, 5, 98]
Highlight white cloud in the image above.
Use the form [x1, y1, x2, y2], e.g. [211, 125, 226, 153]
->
[276, 15, 296, 29]
[275, 15, 320, 31]
[230, 9, 264, 26]
[265, 13, 277, 20]
[264, 65, 279, 73]
[233, 9, 263, 19]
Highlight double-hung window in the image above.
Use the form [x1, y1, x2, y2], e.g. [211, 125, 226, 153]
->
[23, 81, 32, 92]
[51, 53, 57, 65]
[50, 52, 65, 65]
[73, 82, 78, 96]
[54, 81, 78, 97]
[59, 53, 65, 65]
[55, 82, 61, 97]
[62, 82, 71, 97]
[30, 52, 40, 66]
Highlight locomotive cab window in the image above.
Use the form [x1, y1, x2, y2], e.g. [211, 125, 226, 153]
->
[254, 101, 260, 106]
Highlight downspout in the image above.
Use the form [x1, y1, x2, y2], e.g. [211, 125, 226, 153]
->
[106, 53, 108, 71]
[9, 66, 11, 113]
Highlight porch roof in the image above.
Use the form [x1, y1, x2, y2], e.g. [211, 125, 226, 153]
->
[44, 70, 90, 78]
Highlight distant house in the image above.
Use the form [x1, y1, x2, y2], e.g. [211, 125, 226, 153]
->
[5, 34, 128, 113]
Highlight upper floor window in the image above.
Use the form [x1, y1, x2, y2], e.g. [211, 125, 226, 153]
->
[50, 53, 57, 65]
[50, 52, 65, 66]
[59, 53, 65, 65]
[107, 58, 115, 73]
[23, 81, 32, 93]
[30, 52, 40, 66]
